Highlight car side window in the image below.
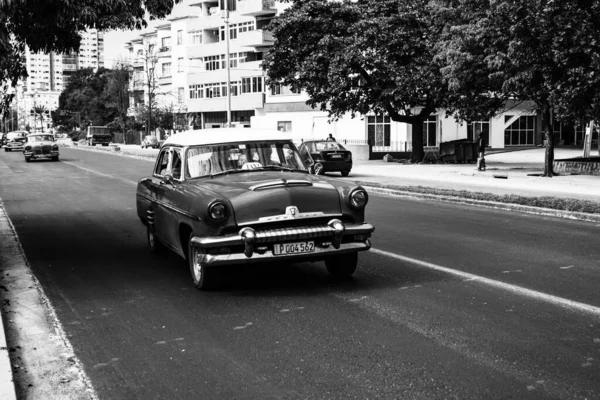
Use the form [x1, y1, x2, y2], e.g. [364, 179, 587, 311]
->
[171, 149, 182, 180]
[155, 148, 170, 176]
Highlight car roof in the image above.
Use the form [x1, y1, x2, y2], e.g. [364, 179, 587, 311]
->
[162, 128, 294, 147]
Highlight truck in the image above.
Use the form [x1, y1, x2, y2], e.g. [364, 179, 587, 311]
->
[86, 126, 112, 146]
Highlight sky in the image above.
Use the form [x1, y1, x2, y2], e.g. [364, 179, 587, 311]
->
[103, 30, 142, 67]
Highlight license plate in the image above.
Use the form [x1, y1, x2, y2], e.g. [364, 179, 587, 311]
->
[330, 154, 343, 158]
[273, 241, 315, 255]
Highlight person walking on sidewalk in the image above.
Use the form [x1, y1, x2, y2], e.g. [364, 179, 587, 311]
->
[476, 132, 486, 171]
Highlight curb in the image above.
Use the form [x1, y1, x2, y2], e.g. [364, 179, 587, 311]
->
[0, 299, 16, 400]
[362, 185, 600, 223]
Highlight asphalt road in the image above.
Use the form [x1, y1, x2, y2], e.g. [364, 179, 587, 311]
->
[1, 147, 600, 400]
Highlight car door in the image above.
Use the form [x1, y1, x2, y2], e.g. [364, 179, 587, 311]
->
[151, 147, 174, 247]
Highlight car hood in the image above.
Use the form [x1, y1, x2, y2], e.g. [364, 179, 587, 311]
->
[28, 141, 55, 146]
[189, 171, 342, 225]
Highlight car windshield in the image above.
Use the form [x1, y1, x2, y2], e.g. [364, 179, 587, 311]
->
[185, 140, 308, 179]
[314, 141, 345, 151]
[145, 136, 157, 142]
[28, 135, 54, 142]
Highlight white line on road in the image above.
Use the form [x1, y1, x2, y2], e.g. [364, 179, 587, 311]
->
[62, 161, 137, 187]
[371, 247, 600, 319]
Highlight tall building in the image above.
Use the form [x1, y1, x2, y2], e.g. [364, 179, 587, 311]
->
[15, 29, 105, 131]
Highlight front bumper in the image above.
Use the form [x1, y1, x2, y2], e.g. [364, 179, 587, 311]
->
[190, 219, 374, 267]
[24, 150, 59, 159]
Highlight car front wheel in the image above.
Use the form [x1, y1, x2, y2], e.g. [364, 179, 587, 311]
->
[24, 157, 30, 162]
[188, 235, 213, 290]
[341, 171, 350, 177]
[325, 252, 358, 279]
[52, 156, 59, 162]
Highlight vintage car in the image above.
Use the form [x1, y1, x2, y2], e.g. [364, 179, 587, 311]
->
[23, 133, 59, 162]
[4, 131, 28, 152]
[297, 140, 353, 176]
[136, 129, 374, 290]
[141, 135, 161, 149]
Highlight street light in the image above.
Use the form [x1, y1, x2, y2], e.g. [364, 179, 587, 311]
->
[223, 2, 232, 128]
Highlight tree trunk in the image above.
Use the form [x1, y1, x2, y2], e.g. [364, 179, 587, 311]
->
[541, 101, 555, 177]
[410, 119, 425, 163]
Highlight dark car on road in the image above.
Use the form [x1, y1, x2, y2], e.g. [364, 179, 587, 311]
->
[4, 131, 28, 152]
[297, 140, 353, 176]
[136, 129, 374, 290]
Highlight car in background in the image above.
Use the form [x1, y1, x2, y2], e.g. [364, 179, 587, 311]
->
[0, 132, 7, 148]
[23, 133, 59, 162]
[297, 140, 353, 176]
[4, 131, 28, 152]
[136, 128, 374, 290]
[141, 135, 161, 149]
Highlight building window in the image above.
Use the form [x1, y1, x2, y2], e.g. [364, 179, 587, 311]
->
[190, 31, 202, 45]
[220, 0, 236, 12]
[205, 55, 225, 71]
[241, 77, 263, 94]
[160, 37, 171, 51]
[177, 30, 183, 45]
[162, 62, 171, 77]
[367, 115, 391, 146]
[467, 121, 490, 144]
[504, 115, 535, 146]
[423, 116, 437, 147]
[277, 121, 292, 132]
[177, 58, 184, 73]
[178, 87, 184, 103]
[270, 82, 300, 96]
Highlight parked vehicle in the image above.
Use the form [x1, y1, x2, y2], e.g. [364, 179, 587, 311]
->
[23, 133, 59, 162]
[297, 140, 353, 176]
[141, 135, 161, 149]
[136, 128, 374, 290]
[0, 132, 7, 148]
[86, 126, 112, 146]
[4, 131, 28, 152]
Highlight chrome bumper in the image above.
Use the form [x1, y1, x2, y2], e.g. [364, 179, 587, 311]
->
[24, 151, 59, 158]
[190, 219, 374, 267]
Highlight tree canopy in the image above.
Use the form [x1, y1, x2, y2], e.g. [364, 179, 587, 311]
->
[264, 0, 498, 162]
[435, 0, 600, 175]
[0, 0, 180, 112]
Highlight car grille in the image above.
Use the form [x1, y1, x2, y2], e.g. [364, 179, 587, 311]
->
[253, 223, 336, 243]
[34, 145, 52, 154]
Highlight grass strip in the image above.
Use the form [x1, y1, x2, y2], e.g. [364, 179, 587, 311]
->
[356, 181, 600, 215]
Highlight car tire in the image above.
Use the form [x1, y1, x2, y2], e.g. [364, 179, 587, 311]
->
[4, 148, 8, 152]
[24, 157, 30, 162]
[147, 225, 165, 255]
[325, 252, 358, 279]
[52, 156, 59, 162]
[341, 171, 350, 177]
[188, 234, 213, 290]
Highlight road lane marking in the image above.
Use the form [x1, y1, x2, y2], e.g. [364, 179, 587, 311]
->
[62, 161, 137, 187]
[370, 247, 600, 319]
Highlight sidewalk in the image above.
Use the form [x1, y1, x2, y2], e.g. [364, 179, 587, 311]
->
[68, 142, 600, 202]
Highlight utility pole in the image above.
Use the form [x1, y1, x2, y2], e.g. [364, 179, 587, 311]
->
[223, 1, 232, 128]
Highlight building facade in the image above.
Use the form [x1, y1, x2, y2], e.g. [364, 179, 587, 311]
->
[124, 0, 585, 151]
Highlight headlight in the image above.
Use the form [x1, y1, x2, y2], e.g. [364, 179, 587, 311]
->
[25, 146, 31, 151]
[349, 189, 368, 209]
[52, 144, 59, 150]
[207, 201, 227, 222]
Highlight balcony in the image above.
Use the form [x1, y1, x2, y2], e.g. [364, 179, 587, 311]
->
[187, 41, 224, 59]
[237, 29, 274, 50]
[157, 75, 172, 85]
[237, 0, 277, 16]
[157, 46, 172, 58]
[187, 92, 265, 113]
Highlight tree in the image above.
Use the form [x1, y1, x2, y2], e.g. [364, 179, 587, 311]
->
[0, 0, 181, 113]
[435, 0, 600, 176]
[103, 60, 131, 143]
[264, 0, 496, 162]
[32, 105, 47, 132]
[56, 68, 115, 127]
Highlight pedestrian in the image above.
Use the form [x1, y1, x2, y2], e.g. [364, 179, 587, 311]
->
[326, 133, 336, 141]
[476, 132, 486, 171]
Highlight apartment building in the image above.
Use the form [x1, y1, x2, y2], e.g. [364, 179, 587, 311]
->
[14, 29, 105, 131]
[125, 0, 284, 132]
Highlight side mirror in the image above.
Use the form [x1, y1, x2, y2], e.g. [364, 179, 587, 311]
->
[162, 173, 175, 185]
